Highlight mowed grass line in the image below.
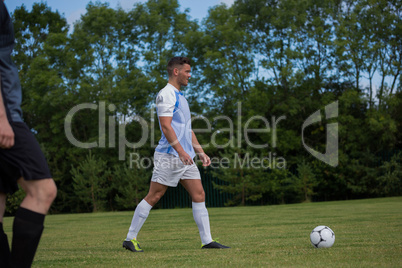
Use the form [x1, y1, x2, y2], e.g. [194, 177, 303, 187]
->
[3, 197, 402, 267]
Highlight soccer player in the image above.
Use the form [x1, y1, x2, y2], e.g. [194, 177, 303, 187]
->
[0, 1, 57, 267]
[122, 57, 229, 252]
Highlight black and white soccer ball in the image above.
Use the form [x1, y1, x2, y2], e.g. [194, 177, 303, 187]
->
[310, 226, 335, 248]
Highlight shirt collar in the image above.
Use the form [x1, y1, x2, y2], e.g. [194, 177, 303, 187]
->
[167, 83, 183, 95]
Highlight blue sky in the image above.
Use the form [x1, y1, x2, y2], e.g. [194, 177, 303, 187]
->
[5, 0, 234, 26]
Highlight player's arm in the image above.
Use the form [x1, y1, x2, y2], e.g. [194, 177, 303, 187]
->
[159, 116, 193, 165]
[192, 130, 210, 167]
[0, 73, 15, 148]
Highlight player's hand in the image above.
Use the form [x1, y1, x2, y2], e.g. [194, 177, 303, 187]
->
[0, 117, 15, 149]
[198, 153, 211, 167]
[178, 151, 193, 165]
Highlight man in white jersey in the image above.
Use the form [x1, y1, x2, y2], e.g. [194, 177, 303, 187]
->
[122, 57, 229, 252]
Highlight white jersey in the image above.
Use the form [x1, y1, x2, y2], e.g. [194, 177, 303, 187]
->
[155, 83, 195, 159]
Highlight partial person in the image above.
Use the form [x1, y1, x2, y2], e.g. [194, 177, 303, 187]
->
[0, 1, 57, 267]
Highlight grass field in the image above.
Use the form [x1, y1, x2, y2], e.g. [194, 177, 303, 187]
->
[3, 197, 402, 267]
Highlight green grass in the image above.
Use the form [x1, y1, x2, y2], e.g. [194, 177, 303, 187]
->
[3, 197, 402, 267]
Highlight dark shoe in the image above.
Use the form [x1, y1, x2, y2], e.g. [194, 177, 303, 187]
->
[123, 239, 144, 252]
[201, 240, 230, 249]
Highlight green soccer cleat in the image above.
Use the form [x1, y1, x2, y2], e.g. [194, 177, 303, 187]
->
[201, 239, 230, 249]
[123, 238, 144, 252]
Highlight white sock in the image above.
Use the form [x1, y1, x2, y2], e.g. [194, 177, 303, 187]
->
[126, 199, 152, 241]
[192, 202, 213, 245]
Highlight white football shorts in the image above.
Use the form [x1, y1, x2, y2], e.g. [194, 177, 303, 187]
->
[151, 151, 201, 187]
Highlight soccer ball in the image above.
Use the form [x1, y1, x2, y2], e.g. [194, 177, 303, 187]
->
[310, 226, 335, 248]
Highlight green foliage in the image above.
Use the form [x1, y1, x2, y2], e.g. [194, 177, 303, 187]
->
[211, 146, 297, 205]
[297, 162, 317, 202]
[262, 168, 301, 204]
[71, 151, 111, 212]
[5, 188, 25, 215]
[111, 162, 151, 210]
[377, 152, 402, 196]
[8, 0, 401, 212]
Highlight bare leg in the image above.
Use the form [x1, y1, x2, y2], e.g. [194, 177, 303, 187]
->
[144, 182, 168, 206]
[180, 179, 205, 202]
[18, 178, 57, 214]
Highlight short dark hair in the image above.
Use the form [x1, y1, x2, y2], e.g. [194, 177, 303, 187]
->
[167, 57, 191, 77]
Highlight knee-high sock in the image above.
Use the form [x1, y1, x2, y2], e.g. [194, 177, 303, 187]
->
[10, 207, 45, 268]
[0, 222, 10, 267]
[192, 202, 213, 245]
[126, 200, 152, 240]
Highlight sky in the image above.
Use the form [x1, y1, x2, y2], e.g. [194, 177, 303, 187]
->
[5, 0, 235, 27]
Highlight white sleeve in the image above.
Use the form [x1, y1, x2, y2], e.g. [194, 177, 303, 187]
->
[156, 89, 176, 117]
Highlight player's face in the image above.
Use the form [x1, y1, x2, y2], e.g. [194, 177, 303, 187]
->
[177, 64, 191, 87]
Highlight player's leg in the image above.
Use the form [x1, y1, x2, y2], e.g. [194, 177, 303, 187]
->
[123, 182, 168, 252]
[0, 121, 57, 265]
[4, 121, 57, 266]
[180, 178, 205, 202]
[144, 181, 169, 206]
[10, 178, 57, 267]
[128, 182, 168, 240]
[0, 164, 20, 267]
[0, 192, 11, 267]
[18, 178, 57, 214]
[181, 177, 229, 249]
[180, 179, 213, 245]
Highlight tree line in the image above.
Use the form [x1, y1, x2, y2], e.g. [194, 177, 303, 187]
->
[5, 0, 401, 213]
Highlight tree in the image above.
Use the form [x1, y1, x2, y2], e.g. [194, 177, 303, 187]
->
[71, 152, 111, 212]
[9, 0, 401, 212]
[12, 3, 74, 213]
[111, 161, 150, 210]
[131, 0, 199, 91]
[297, 162, 317, 202]
[211, 144, 294, 205]
[377, 152, 402, 196]
[334, 0, 367, 90]
[12, 3, 68, 73]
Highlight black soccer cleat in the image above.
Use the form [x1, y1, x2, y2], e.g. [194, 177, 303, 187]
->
[123, 238, 144, 252]
[201, 240, 230, 249]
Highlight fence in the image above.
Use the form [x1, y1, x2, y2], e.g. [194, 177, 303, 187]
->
[158, 150, 401, 208]
[158, 168, 232, 208]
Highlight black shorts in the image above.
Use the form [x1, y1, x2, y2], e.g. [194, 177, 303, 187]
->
[0, 121, 52, 194]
